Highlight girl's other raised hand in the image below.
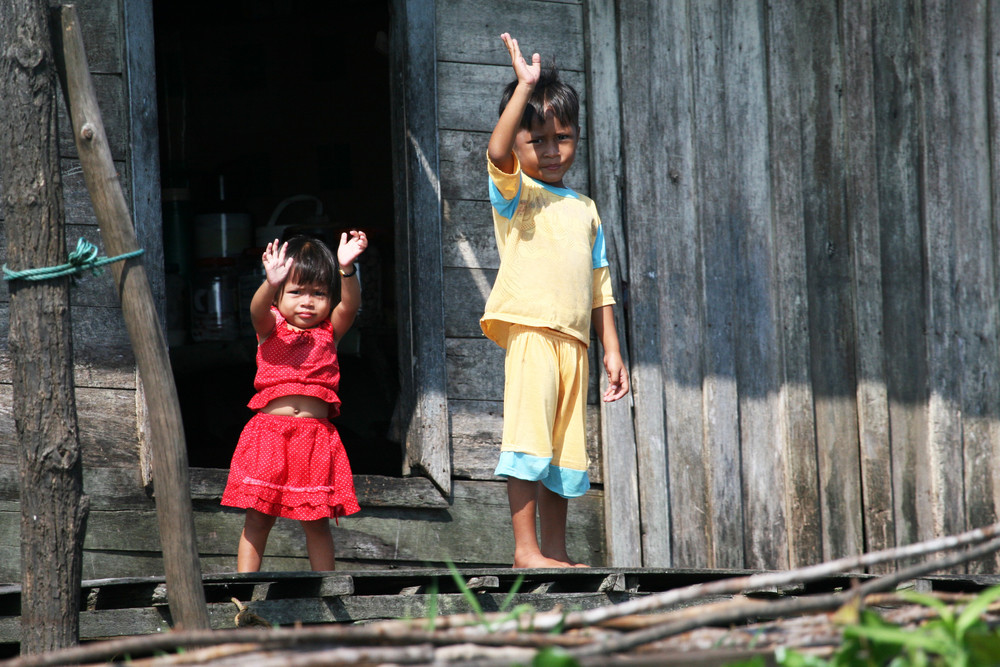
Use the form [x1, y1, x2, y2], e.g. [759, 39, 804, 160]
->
[338, 230, 368, 268]
[262, 240, 293, 287]
[500, 33, 539, 87]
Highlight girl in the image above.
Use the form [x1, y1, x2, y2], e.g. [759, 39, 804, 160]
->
[222, 231, 367, 571]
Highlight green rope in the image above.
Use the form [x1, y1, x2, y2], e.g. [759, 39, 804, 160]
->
[2, 237, 144, 284]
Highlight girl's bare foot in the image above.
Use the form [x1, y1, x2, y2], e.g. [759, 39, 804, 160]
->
[513, 552, 575, 568]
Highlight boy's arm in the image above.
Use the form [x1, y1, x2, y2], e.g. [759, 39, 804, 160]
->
[330, 230, 368, 342]
[593, 304, 630, 402]
[487, 33, 539, 174]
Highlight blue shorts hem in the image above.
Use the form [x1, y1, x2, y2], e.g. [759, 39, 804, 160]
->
[494, 451, 590, 498]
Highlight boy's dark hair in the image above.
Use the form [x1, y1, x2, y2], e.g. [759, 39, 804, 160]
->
[499, 66, 579, 132]
[282, 234, 337, 293]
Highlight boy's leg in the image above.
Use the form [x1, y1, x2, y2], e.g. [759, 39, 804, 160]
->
[508, 477, 573, 568]
[301, 517, 336, 571]
[536, 484, 570, 562]
[237, 508, 276, 572]
[537, 485, 589, 567]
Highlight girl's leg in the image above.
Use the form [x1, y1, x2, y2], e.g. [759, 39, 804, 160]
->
[507, 477, 573, 568]
[537, 485, 587, 567]
[237, 508, 276, 572]
[301, 517, 336, 571]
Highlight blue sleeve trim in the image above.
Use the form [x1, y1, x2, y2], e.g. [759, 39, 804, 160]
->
[489, 177, 522, 220]
[592, 224, 609, 269]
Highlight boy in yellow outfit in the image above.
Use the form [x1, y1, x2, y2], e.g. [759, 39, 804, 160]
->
[482, 33, 630, 568]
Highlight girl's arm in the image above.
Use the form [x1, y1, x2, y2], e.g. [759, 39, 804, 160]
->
[330, 230, 368, 342]
[592, 304, 630, 402]
[487, 33, 539, 174]
[251, 240, 293, 342]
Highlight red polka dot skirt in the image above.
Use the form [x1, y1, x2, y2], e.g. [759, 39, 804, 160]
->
[222, 413, 360, 520]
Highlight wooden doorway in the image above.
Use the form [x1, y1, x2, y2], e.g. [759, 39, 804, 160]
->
[151, 0, 401, 476]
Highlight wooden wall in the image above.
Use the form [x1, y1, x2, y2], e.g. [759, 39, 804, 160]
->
[13, 0, 994, 581]
[613, 0, 1000, 572]
[0, 0, 608, 582]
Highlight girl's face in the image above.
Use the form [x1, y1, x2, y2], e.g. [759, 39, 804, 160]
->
[276, 278, 332, 330]
[512, 108, 577, 188]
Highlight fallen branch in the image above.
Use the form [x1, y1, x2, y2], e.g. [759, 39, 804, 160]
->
[485, 520, 1000, 635]
[565, 534, 1000, 659]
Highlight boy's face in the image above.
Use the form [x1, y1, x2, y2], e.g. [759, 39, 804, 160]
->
[512, 107, 578, 188]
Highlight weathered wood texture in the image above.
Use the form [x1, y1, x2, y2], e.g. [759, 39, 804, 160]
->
[0, 0, 88, 652]
[390, 0, 451, 492]
[0, 0, 135, 464]
[0, 478, 604, 582]
[615, 0, 1000, 570]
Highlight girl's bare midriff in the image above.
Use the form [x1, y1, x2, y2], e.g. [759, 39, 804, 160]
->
[259, 395, 330, 419]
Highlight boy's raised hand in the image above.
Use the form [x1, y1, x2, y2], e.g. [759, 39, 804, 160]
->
[338, 230, 368, 268]
[501, 33, 539, 87]
[262, 240, 293, 287]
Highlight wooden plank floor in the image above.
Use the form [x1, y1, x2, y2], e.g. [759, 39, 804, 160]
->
[0, 567, 997, 650]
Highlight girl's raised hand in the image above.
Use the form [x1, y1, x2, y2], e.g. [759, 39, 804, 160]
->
[262, 239, 293, 287]
[338, 230, 368, 268]
[500, 33, 539, 87]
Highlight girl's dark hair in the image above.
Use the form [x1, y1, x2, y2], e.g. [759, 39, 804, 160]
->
[499, 66, 579, 131]
[282, 235, 337, 293]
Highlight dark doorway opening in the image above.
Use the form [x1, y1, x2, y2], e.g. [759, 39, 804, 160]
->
[152, 0, 401, 476]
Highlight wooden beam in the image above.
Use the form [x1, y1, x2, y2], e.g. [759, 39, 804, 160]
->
[389, 0, 451, 494]
[52, 5, 209, 630]
[0, 0, 88, 652]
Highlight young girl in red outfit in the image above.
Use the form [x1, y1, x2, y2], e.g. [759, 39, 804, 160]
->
[222, 231, 367, 571]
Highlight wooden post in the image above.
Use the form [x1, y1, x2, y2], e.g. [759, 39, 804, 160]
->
[0, 0, 89, 653]
[52, 4, 210, 630]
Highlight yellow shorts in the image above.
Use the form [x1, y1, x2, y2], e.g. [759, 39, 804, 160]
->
[495, 325, 590, 497]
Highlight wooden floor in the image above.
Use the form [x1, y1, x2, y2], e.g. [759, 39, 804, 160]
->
[1, 567, 997, 654]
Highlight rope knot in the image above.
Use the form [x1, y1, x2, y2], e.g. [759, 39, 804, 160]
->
[2, 237, 145, 284]
[67, 238, 102, 275]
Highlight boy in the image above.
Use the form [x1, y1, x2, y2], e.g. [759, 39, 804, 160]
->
[482, 33, 630, 568]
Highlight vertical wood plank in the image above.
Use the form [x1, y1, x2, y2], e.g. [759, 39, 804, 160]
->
[652, 0, 707, 569]
[726, 0, 787, 570]
[122, 0, 162, 316]
[122, 0, 159, 491]
[585, 0, 642, 567]
[840, 0, 895, 570]
[689, 0, 744, 569]
[390, 0, 451, 493]
[798, 0, 865, 563]
[618, 0, 672, 566]
[873, 0, 927, 553]
[947, 0, 999, 573]
[918, 0, 966, 543]
[985, 0, 1000, 572]
[764, 0, 822, 568]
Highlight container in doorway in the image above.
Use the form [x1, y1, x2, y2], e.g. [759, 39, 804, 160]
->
[190, 259, 239, 342]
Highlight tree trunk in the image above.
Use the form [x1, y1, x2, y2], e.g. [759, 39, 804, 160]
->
[0, 0, 89, 655]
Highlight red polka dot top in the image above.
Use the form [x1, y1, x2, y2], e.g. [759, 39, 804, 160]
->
[247, 307, 342, 419]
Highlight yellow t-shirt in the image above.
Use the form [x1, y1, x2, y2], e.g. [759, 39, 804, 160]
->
[480, 152, 616, 348]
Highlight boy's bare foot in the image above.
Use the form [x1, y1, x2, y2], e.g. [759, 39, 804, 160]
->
[513, 552, 575, 568]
